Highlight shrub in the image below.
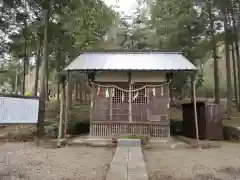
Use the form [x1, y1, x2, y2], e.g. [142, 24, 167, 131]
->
[6, 127, 36, 141]
[43, 118, 90, 138]
[45, 123, 58, 138]
[223, 126, 240, 140]
[170, 120, 183, 135]
[67, 119, 90, 135]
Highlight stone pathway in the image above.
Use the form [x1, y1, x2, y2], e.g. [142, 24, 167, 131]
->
[105, 139, 148, 180]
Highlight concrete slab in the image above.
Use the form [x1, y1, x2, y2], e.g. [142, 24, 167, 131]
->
[105, 139, 149, 180]
[118, 139, 141, 146]
[128, 173, 148, 180]
[105, 146, 128, 180]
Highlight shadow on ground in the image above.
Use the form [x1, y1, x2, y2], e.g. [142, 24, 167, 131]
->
[149, 166, 240, 180]
[170, 118, 240, 141]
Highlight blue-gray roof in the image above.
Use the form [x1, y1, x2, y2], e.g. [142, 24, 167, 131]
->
[64, 52, 197, 71]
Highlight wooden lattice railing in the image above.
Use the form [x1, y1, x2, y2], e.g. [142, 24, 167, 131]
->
[90, 122, 170, 139]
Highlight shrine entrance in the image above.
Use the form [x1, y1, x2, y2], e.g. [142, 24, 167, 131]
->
[89, 81, 171, 138]
[91, 82, 170, 122]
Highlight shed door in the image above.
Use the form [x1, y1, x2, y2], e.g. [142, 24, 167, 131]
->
[205, 104, 222, 140]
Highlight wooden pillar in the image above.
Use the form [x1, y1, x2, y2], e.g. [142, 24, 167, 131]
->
[191, 73, 200, 149]
[57, 75, 66, 147]
[166, 73, 173, 140]
[90, 82, 94, 135]
[74, 82, 78, 101]
[109, 88, 113, 121]
[79, 83, 82, 102]
[128, 72, 132, 122]
[64, 73, 70, 138]
[69, 74, 73, 108]
[89, 72, 95, 136]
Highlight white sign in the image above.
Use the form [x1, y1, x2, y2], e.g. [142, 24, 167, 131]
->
[0, 96, 39, 124]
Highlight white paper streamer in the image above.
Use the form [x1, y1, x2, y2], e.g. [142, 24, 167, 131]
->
[152, 88, 156, 96]
[133, 92, 139, 101]
[160, 86, 164, 96]
[122, 93, 125, 102]
[105, 88, 109, 98]
[111, 88, 115, 97]
[97, 87, 100, 95]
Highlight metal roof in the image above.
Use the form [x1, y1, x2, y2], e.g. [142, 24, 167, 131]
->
[64, 52, 197, 71]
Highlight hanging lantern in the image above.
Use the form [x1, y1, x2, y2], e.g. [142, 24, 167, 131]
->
[152, 88, 156, 96]
[97, 87, 100, 95]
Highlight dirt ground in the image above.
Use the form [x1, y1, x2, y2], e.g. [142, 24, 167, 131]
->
[0, 142, 114, 180]
[144, 142, 240, 180]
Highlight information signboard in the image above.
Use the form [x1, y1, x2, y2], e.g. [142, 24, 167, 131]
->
[0, 96, 39, 124]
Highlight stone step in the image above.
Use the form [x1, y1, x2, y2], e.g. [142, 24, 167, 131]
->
[118, 139, 141, 146]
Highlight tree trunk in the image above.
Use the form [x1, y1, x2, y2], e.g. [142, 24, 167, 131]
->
[57, 77, 66, 147]
[33, 35, 42, 96]
[56, 48, 61, 101]
[208, 0, 220, 105]
[37, 8, 49, 145]
[57, 80, 60, 101]
[46, 65, 49, 101]
[223, 8, 233, 119]
[22, 19, 28, 95]
[231, 0, 240, 111]
[231, 43, 238, 107]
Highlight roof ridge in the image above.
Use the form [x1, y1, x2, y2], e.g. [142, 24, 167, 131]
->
[77, 50, 182, 54]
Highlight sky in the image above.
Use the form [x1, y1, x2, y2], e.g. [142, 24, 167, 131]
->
[103, 0, 138, 18]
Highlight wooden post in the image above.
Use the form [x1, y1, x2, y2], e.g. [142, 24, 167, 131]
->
[64, 73, 70, 138]
[90, 83, 94, 136]
[89, 72, 95, 136]
[191, 74, 200, 149]
[57, 76, 65, 147]
[79, 83, 82, 102]
[128, 72, 132, 122]
[69, 74, 73, 108]
[166, 73, 173, 140]
[109, 88, 113, 121]
[74, 82, 78, 101]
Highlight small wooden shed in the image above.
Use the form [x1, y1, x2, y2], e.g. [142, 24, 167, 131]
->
[62, 51, 197, 140]
[182, 102, 222, 140]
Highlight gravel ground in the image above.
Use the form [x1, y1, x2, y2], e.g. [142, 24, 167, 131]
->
[144, 143, 240, 180]
[0, 142, 114, 180]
